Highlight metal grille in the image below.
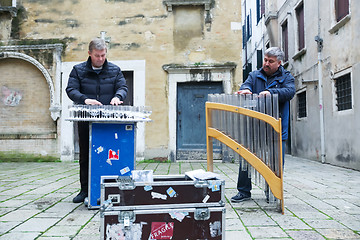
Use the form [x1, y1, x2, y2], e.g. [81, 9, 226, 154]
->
[335, 73, 352, 111]
[298, 91, 306, 118]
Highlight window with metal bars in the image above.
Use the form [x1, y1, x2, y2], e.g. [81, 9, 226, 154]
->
[297, 91, 306, 118]
[335, 73, 352, 111]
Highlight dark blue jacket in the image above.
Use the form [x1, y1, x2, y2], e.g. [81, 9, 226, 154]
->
[240, 66, 295, 140]
[66, 57, 128, 105]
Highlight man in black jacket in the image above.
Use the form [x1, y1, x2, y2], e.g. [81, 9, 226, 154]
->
[66, 38, 128, 203]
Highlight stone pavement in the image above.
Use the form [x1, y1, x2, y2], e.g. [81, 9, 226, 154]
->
[0, 155, 359, 240]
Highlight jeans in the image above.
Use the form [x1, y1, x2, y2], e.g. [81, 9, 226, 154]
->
[237, 140, 286, 195]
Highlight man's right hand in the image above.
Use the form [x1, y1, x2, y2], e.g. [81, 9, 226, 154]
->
[235, 89, 252, 95]
[84, 99, 103, 105]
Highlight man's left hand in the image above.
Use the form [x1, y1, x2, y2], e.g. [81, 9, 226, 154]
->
[259, 90, 271, 96]
[110, 97, 123, 106]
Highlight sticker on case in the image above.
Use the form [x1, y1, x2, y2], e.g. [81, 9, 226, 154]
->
[120, 166, 130, 175]
[106, 223, 142, 240]
[151, 192, 167, 200]
[169, 211, 188, 222]
[203, 194, 210, 203]
[106, 149, 120, 165]
[114, 133, 118, 139]
[144, 185, 153, 191]
[166, 187, 176, 197]
[208, 180, 221, 192]
[95, 146, 104, 154]
[149, 222, 174, 240]
[209, 221, 222, 237]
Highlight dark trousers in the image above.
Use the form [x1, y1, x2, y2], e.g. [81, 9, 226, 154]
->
[78, 122, 89, 193]
[237, 140, 286, 196]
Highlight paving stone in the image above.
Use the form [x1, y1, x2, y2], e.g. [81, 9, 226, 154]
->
[77, 221, 100, 235]
[317, 228, 360, 239]
[236, 209, 277, 226]
[0, 207, 16, 217]
[44, 202, 79, 214]
[0, 199, 31, 208]
[292, 210, 330, 220]
[56, 212, 95, 226]
[0, 231, 40, 240]
[247, 226, 288, 238]
[42, 225, 80, 237]
[37, 237, 71, 240]
[225, 205, 239, 219]
[12, 217, 59, 232]
[225, 218, 246, 231]
[0, 209, 40, 221]
[72, 234, 100, 240]
[271, 215, 311, 230]
[286, 230, 326, 240]
[225, 230, 252, 240]
[306, 219, 347, 229]
[0, 221, 20, 234]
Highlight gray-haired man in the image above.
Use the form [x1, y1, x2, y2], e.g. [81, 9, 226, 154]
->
[232, 47, 295, 203]
[66, 38, 128, 203]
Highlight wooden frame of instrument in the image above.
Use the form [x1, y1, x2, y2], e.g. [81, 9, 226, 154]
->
[205, 102, 284, 214]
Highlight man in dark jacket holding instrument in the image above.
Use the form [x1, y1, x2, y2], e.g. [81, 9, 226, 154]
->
[66, 38, 128, 203]
[231, 47, 295, 203]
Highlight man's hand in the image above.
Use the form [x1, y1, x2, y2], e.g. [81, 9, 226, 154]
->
[235, 89, 252, 95]
[259, 90, 271, 96]
[84, 99, 102, 105]
[110, 97, 123, 106]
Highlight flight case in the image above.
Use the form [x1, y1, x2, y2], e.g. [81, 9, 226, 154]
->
[99, 173, 226, 239]
[100, 174, 225, 211]
[100, 206, 225, 240]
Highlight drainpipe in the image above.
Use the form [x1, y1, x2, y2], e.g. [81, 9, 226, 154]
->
[315, 0, 325, 163]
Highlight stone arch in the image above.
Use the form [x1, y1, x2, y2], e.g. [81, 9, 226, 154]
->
[1, 51, 57, 120]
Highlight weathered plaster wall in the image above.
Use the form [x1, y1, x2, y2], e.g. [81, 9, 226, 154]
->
[285, 0, 360, 170]
[1, 0, 242, 159]
[0, 58, 58, 155]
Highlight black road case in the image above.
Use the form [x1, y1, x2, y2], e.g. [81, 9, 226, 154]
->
[100, 175, 225, 211]
[100, 206, 225, 240]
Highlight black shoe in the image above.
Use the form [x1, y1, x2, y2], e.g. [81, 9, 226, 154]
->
[73, 191, 88, 203]
[231, 192, 251, 203]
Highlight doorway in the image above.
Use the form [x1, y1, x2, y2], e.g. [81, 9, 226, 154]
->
[176, 81, 223, 160]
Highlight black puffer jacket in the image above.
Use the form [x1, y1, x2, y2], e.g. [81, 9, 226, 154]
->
[66, 57, 128, 105]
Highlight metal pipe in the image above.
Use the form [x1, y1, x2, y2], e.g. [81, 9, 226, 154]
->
[317, 0, 326, 163]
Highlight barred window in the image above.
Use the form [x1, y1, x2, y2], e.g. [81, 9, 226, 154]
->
[298, 91, 306, 118]
[335, 73, 352, 111]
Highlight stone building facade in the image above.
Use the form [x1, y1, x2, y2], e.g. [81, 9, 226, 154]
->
[0, 0, 243, 161]
[243, 0, 360, 170]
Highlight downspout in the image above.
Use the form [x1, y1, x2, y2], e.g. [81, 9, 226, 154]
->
[244, 0, 248, 67]
[315, 0, 325, 163]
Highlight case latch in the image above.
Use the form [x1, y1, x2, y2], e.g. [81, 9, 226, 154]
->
[117, 176, 135, 190]
[195, 208, 210, 220]
[194, 179, 209, 188]
[118, 211, 135, 227]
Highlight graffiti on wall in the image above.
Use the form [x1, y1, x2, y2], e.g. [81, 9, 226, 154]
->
[1, 86, 22, 106]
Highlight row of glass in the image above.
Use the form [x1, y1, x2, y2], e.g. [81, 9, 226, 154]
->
[68, 105, 152, 121]
[207, 93, 280, 204]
